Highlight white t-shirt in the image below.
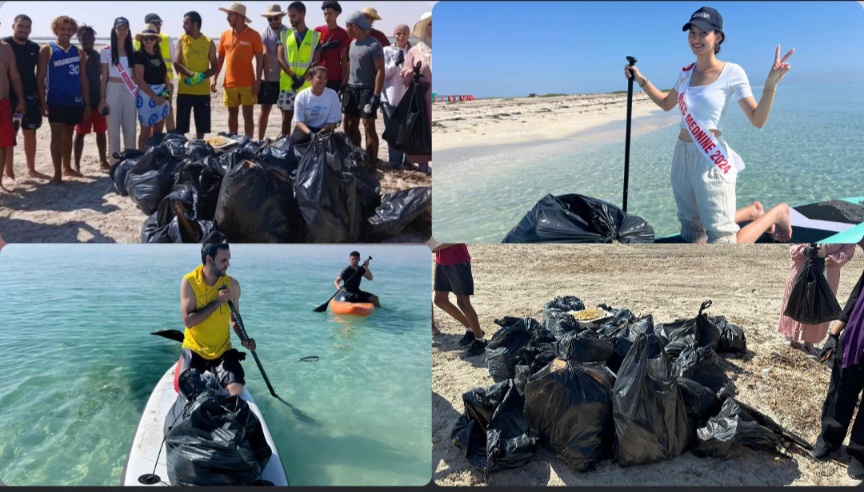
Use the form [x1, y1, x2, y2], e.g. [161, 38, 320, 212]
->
[294, 87, 342, 128]
[673, 62, 753, 132]
[99, 47, 133, 80]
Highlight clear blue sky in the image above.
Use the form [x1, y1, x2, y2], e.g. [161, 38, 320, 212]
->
[435, 1, 864, 97]
[0, 1, 434, 39]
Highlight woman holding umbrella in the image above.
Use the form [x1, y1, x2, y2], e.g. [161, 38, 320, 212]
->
[625, 6, 794, 244]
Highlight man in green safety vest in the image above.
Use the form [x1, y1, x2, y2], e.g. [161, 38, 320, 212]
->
[276, 1, 321, 138]
[135, 13, 176, 132]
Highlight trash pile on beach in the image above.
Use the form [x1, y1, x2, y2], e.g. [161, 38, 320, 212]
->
[450, 297, 812, 477]
[109, 132, 431, 243]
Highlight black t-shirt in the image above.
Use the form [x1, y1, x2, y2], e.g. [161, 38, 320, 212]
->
[3, 37, 39, 94]
[83, 49, 100, 110]
[340, 266, 366, 293]
[132, 49, 167, 85]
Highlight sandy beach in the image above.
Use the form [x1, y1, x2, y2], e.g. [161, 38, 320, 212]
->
[433, 243, 864, 486]
[433, 92, 678, 153]
[0, 70, 431, 243]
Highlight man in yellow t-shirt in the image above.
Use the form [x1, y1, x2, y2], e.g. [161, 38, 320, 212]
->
[179, 243, 256, 397]
[173, 11, 217, 139]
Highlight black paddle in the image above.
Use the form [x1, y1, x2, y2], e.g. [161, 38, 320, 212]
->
[313, 256, 372, 312]
[218, 285, 278, 398]
[623, 55, 637, 213]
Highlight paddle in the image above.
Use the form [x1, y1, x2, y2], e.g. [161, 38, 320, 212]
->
[313, 256, 372, 313]
[218, 285, 278, 398]
[623, 55, 637, 213]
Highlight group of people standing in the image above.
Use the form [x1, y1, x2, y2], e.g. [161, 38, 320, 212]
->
[0, 1, 432, 190]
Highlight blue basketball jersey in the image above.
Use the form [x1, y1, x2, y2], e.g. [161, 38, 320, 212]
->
[46, 42, 83, 106]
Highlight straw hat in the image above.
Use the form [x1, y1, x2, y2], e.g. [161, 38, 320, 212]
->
[261, 4, 286, 18]
[135, 23, 160, 42]
[412, 11, 431, 39]
[360, 7, 382, 20]
[219, 3, 252, 24]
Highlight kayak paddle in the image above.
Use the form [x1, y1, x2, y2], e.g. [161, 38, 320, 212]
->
[219, 285, 278, 398]
[623, 55, 637, 213]
[313, 256, 372, 313]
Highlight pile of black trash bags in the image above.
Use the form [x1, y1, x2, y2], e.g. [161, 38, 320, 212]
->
[109, 132, 431, 243]
[451, 298, 811, 477]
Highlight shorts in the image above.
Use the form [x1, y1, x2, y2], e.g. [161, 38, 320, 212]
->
[671, 139, 739, 244]
[223, 86, 257, 108]
[258, 81, 280, 106]
[277, 90, 296, 112]
[179, 347, 246, 388]
[0, 98, 12, 147]
[175, 94, 212, 134]
[343, 290, 373, 303]
[326, 80, 343, 92]
[342, 85, 376, 119]
[10, 93, 42, 131]
[47, 104, 84, 126]
[434, 262, 475, 296]
[75, 109, 107, 135]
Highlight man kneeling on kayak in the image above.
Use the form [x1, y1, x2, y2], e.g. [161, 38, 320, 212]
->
[334, 251, 381, 307]
[180, 243, 256, 397]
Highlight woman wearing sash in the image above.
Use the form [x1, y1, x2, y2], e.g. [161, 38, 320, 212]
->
[99, 17, 138, 164]
[624, 6, 795, 244]
[133, 24, 171, 149]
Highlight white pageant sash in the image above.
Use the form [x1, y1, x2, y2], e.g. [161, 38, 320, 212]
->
[103, 47, 138, 98]
[676, 63, 744, 183]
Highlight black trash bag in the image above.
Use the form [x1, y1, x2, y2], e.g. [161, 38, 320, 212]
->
[671, 344, 728, 394]
[783, 255, 842, 325]
[612, 334, 691, 467]
[486, 317, 537, 382]
[142, 188, 224, 243]
[109, 149, 146, 196]
[557, 330, 615, 363]
[514, 364, 532, 395]
[677, 377, 722, 428]
[693, 398, 794, 459]
[175, 158, 226, 221]
[656, 300, 721, 350]
[257, 137, 299, 172]
[543, 296, 586, 338]
[164, 368, 272, 486]
[713, 316, 747, 354]
[214, 157, 298, 242]
[184, 140, 215, 162]
[382, 66, 431, 155]
[601, 315, 655, 375]
[295, 132, 380, 243]
[524, 359, 615, 472]
[663, 340, 690, 360]
[502, 194, 655, 244]
[367, 187, 432, 240]
[125, 142, 186, 215]
[451, 380, 537, 476]
[521, 323, 558, 375]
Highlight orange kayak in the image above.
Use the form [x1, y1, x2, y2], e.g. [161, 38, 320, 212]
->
[330, 297, 375, 316]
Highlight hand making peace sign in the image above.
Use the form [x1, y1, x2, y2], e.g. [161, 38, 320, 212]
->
[766, 45, 795, 88]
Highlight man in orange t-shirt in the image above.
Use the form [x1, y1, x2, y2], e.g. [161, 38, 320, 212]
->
[212, 3, 263, 137]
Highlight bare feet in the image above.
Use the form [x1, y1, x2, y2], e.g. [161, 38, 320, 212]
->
[49, 176, 63, 185]
[772, 203, 793, 242]
[1, 175, 15, 191]
[100, 162, 111, 173]
[62, 168, 84, 178]
[27, 170, 51, 180]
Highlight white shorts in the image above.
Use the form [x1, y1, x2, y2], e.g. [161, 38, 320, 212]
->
[671, 139, 739, 244]
[277, 90, 296, 111]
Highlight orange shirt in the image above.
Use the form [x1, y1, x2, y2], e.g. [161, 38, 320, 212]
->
[217, 27, 263, 88]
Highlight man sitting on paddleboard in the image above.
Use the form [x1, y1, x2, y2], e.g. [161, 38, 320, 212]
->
[334, 250, 380, 307]
[179, 243, 256, 397]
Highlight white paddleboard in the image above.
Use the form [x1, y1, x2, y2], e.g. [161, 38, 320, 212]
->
[120, 364, 289, 486]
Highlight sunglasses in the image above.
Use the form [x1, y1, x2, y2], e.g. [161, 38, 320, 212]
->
[142, 36, 159, 42]
[267, 16, 282, 22]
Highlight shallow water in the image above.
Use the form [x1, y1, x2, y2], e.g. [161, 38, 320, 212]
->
[0, 244, 431, 486]
[434, 83, 864, 242]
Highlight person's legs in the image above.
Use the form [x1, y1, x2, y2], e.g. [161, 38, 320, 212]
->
[106, 84, 123, 163]
[820, 357, 864, 452]
[433, 291, 471, 327]
[276, 90, 296, 138]
[241, 105, 254, 138]
[137, 125, 152, 151]
[0, 98, 14, 184]
[175, 94, 193, 137]
[362, 117, 378, 162]
[217, 349, 247, 397]
[73, 132, 86, 171]
[2, 147, 12, 183]
[96, 131, 108, 170]
[224, 87, 240, 134]
[670, 140, 707, 243]
[369, 294, 381, 308]
[48, 121, 64, 183]
[23, 130, 45, 179]
[737, 203, 792, 243]
[258, 104, 272, 140]
[690, 150, 738, 244]
[120, 92, 138, 152]
[61, 123, 80, 176]
[344, 116, 360, 146]
[193, 95, 212, 140]
[455, 295, 483, 339]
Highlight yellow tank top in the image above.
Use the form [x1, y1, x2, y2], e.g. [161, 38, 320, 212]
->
[181, 264, 233, 359]
[177, 33, 212, 96]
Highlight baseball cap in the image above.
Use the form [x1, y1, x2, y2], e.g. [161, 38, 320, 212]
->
[144, 13, 163, 24]
[114, 17, 130, 28]
[682, 6, 722, 33]
[346, 11, 370, 30]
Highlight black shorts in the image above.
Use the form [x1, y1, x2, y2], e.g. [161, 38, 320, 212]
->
[175, 94, 211, 135]
[326, 80, 343, 92]
[47, 104, 83, 126]
[434, 262, 475, 296]
[343, 290, 373, 303]
[258, 81, 280, 106]
[342, 85, 376, 120]
[179, 347, 246, 388]
[10, 93, 42, 131]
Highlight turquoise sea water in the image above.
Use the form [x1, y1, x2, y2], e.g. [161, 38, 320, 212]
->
[434, 83, 864, 242]
[0, 244, 431, 486]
